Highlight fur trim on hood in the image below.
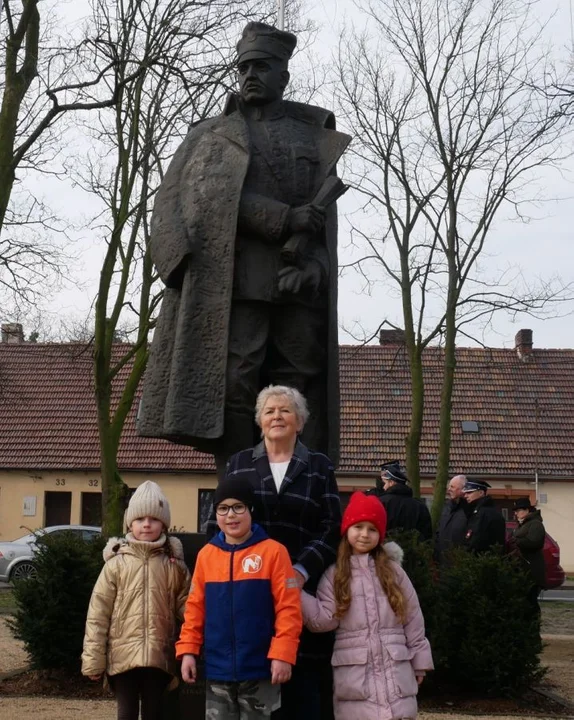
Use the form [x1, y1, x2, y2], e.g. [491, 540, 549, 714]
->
[383, 541, 404, 565]
[103, 534, 185, 562]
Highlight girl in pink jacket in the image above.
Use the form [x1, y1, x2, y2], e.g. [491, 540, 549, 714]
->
[301, 491, 433, 720]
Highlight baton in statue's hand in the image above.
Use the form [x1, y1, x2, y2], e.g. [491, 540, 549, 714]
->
[281, 176, 349, 265]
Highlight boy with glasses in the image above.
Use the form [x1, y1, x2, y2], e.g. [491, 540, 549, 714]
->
[176, 477, 302, 718]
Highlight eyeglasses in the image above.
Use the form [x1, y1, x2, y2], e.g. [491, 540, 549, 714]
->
[215, 502, 249, 516]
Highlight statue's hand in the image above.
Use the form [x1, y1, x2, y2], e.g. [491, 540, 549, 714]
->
[286, 204, 325, 235]
[278, 264, 321, 295]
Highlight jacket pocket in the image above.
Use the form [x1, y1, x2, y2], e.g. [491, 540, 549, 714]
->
[385, 644, 419, 699]
[332, 646, 370, 701]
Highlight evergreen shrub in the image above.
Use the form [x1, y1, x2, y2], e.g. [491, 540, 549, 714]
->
[388, 531, 544, 695]
[8, 530, 105, 670]
[436, 548, 544, 694]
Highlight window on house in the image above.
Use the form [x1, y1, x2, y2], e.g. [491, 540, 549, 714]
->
[339, 491, 353, 512]
[422, 495, 433, 510]
[81, 492, 102, 527]
[44, 491, 72, 526]
[461, 421, 480, 433]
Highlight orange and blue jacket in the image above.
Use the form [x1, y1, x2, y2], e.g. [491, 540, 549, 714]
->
[176, 524, 302, 681]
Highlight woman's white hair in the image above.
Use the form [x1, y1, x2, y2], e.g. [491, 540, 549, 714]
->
[255, 385, 309, 429]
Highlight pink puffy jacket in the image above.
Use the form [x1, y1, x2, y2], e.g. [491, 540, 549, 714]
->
[301, 544, 433, 720]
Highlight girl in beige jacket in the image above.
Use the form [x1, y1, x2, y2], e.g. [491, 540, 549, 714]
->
[82, 481, 190, 720]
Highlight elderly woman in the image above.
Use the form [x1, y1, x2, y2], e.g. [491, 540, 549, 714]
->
[223, 384, 341, 720]
[509, 497, 546, 616]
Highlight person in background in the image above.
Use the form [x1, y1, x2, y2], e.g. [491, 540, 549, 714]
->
[82, 481, 190, 720]
[369, 461, 433, 541]
[219, 384, 342, 719]
[461, 478, 506, 554]
[178, 477, 302, 718]
[435, 474, 468, 561]
[508, 497, 546, 616]
[301, 491, 433, 720]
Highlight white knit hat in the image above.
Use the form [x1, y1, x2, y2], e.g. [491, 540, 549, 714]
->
[125, 481, 171, 529]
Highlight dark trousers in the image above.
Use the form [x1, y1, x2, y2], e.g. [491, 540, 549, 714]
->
[215, 300, 327, 471]
[108, 667, 171, 720]
[527, 583, 541, 617]
[271, 659, 332, 720]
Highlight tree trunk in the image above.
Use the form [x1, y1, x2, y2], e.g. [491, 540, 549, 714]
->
[0, 0, 40, 234]
[432, 257, 458, 527]
[0, 163, 15, 233]
[401, 244, 424, 497]
[405, 346, 424, 497]
[0, 89, 21, 233]
[99, 422, 126, 537]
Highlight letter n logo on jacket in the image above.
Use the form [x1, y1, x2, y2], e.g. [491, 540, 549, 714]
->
[242, 554, 262, 574]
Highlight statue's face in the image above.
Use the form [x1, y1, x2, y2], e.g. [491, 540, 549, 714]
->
[237, 57, 289, 105]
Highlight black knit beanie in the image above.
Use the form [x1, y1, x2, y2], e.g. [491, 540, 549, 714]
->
[213, 477, 255, 509]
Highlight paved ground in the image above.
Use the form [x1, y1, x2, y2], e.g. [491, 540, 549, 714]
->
[1, 701, 565, 720]
[541, 633, 574, 706]
[1, 619, 573, 719]
[0, 698, 117, 719]
[0, 617, 27, 675]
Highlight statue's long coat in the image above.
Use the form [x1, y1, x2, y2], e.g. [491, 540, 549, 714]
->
[137, 96, 345, 465]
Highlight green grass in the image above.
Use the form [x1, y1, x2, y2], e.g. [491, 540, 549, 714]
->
[0, 590, 16, 612]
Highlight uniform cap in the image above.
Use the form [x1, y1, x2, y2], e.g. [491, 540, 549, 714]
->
[462, 478, 491, 493]
[380, 460, 408, 484]
[236, 22, 297, 65]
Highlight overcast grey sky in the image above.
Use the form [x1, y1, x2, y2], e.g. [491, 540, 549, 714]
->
[34, 0, 574, 349]
[303, 0, 574, 349]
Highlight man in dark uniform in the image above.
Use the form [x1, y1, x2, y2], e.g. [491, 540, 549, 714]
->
[435, 474, 468, 560]
[137, 23, 350, 474]
[462, 478, 506, 553]
[369, 461, 433, 541]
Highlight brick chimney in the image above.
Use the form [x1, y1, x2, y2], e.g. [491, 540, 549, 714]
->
[515, 328, 533, 359]
[1, 323, 24, 343]
[379, 328, 406, 345]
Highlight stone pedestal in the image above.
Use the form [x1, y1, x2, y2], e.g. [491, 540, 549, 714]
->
[163, 666, 206, 720]
[164, 533, 207, 718]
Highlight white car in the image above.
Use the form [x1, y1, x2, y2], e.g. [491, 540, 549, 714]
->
[0, 525, 101, 582]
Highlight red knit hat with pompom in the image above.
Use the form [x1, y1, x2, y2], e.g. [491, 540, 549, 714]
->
[341, 491, 387, 540]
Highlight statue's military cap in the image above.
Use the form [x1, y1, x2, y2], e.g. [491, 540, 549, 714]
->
[236, 22, 297, 65]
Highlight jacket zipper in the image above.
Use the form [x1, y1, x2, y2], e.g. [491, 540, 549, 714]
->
[143, 557, 148, 666]
[230, 548, 236, 680]
[371, 562, 402, 700]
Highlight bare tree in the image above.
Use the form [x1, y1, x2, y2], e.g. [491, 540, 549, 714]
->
[0, 0, 136, 308]
[71, 0, 279, 535]
[336, 0, 571, 519]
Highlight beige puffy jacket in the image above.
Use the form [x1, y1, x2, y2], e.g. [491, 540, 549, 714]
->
[81, 534, 190, 679]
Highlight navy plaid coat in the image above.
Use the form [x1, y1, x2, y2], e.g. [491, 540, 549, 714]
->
[214, 440, 342, 659]
[225, 440, 341, 583]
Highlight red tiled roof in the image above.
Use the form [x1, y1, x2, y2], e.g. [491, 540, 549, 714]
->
[0, 343, 213, 473]
[340, 344, 574, 477]
[0, 342, 573, 478]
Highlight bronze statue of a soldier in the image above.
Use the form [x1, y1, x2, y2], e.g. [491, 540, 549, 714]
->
[137, 22, 350, 472]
